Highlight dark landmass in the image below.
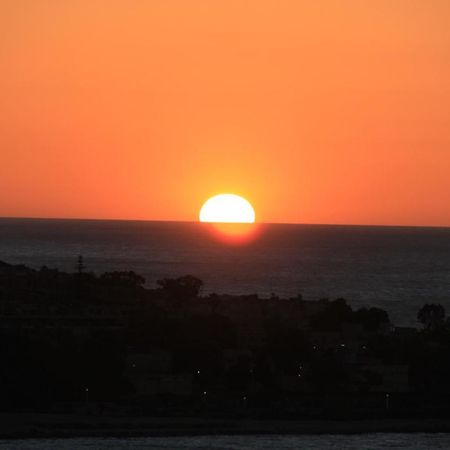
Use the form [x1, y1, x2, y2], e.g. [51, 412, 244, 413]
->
[3, 413, 450, 439]
[1, 258, 450, 438]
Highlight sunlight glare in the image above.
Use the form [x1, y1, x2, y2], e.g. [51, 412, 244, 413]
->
[199, 194, 255, 223]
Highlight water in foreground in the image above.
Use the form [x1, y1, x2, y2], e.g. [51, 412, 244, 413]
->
[2, 434, 450, 449]
[0, 218, 449, 326]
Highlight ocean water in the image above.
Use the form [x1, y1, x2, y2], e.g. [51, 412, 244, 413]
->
[1, 434, 450, 449]
[0, 218, 449, 326]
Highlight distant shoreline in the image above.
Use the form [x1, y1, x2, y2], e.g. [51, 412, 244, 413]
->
[0, 215, 449, 230]
[2, 414, 450, 439]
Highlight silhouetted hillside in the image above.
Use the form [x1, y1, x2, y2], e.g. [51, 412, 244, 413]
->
[1, 260, 450, 418]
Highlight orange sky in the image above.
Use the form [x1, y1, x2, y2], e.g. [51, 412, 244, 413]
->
[1, 0, 449, 226]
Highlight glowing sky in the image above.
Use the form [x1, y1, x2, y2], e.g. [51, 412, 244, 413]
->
[1, 1, 449, 226]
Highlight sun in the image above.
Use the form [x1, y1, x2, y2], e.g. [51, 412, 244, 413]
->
[199, 194, 255, 223]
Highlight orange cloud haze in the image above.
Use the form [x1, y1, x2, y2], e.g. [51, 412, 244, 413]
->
[1, 0, 449, 226]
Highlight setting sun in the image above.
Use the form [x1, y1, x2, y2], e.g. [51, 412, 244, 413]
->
[199, 194, 255, 223]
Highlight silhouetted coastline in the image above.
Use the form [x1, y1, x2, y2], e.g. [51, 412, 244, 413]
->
[2, 218, 449, 328]
[3, 414, 450, 439]
[1, 259, 450, 437]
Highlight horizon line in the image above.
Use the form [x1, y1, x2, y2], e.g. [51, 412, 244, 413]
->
[0, 215, 449, 230]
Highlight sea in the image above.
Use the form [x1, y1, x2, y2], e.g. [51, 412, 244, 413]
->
[1, 433, 450, 449]
[0, 218, 449, 327]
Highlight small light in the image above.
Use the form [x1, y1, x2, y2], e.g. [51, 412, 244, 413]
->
[197, 370, 201, 374]
[203, 391, 207, 395]
[340, 344, 345, 348]
[85, 388, 89, 392]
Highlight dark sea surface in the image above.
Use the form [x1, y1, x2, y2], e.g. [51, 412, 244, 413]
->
[1, 433, 450, 449]
[0, 218, 449, 326]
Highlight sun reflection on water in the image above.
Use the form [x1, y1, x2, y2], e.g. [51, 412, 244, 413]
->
[201, 222, 264, 245]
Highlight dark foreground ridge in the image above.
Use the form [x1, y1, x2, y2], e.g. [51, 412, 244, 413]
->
[1, 259, 450, 437]
[3, 414, 450, 439]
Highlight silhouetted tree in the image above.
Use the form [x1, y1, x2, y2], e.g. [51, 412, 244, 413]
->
[207, 293, 220, 314]
[100, 271, 145, 287]
[157, 275, 203, 300]
[76, 255, 85, 274]
[417, 304, 446, 331]
[353, 307, 390, 332]
[310, 298, 352, 331]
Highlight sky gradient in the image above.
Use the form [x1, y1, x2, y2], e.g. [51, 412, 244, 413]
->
[1, 1, 449, 226]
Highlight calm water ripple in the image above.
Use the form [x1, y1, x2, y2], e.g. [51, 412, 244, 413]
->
[2, 433, 450, 449]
